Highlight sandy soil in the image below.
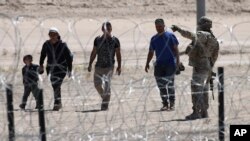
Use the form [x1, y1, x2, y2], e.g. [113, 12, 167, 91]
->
[1, 0, 250, 18]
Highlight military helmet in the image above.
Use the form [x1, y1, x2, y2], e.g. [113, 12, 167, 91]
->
[198, 16, 212, 30]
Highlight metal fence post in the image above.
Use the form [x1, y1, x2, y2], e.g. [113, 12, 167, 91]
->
[197, 0, 206, 24]
[38, 89, 46, 141]
[218, 67, 225, 141]
[6, 84, 15, 141]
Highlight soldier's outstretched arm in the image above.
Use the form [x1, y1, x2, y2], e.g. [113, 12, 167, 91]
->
[177, 28, 196, 41]
[171, 25, 196, 41]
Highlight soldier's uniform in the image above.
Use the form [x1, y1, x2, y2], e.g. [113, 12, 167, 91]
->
[172, 17, 219, 119]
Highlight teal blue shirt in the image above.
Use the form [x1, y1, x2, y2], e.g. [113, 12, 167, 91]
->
[149, 31, 179, 67]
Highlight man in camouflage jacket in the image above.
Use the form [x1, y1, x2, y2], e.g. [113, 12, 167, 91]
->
[172, 16, 219, 120]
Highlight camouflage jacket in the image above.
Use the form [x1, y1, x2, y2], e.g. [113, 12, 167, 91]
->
[177, 29, 219, 69]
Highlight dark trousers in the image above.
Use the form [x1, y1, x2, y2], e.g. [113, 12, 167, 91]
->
[21, 84, 39, 105]
[154, 65, 176, 105]
[94, 67, 114, 108]
[50, 71, 66, 105]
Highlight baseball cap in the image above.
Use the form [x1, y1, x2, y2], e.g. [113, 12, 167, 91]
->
[49, 27, 59, 34]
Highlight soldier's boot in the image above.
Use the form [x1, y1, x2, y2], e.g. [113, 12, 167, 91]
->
[185, 110, 201, 120]
[200, 110, 209, 118]
[169, 102, 175, 111]
[160, 102, 169, 111]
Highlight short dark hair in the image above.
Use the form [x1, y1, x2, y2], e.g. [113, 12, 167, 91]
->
[102, 22, 112, 31]
[155, 18, 165, 25]
[23, 54, 33, 61]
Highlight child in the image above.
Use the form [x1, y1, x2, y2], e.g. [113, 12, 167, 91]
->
[19, 55, 40, 110]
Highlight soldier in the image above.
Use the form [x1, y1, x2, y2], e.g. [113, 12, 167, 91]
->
[172, 16, 219, 119]
[145, 18, 180, 111]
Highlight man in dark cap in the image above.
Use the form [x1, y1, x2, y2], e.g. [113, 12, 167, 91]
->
[39, 27, 73, 111]
[145, 18, 180, 111]
[172, 16, 219, 119]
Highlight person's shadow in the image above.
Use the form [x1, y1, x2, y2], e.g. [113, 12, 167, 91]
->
[160, 118, 191, 122]
[75, 109, 102, 113]
[149, 109, 199, 122]
[148, 109, 163, 112]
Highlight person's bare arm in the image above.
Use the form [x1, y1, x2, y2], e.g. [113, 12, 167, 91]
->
[88, 47, 97, 72]
[145, 50, 154, 73]
[115, 47, 122, 75]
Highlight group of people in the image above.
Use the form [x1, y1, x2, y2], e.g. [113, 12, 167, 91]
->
[20, 27, 73, 111]
[20, 17, 219, 120]
[20, 22, 121, 111]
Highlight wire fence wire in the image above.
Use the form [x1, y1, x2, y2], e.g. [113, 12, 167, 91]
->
[0, 14, 250, 141]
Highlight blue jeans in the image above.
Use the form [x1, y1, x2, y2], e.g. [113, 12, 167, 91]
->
[154, 65, 176, 105]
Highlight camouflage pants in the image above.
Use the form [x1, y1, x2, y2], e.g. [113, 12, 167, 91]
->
[94, 67, 114, 106]
[191, 67, 210, 113]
